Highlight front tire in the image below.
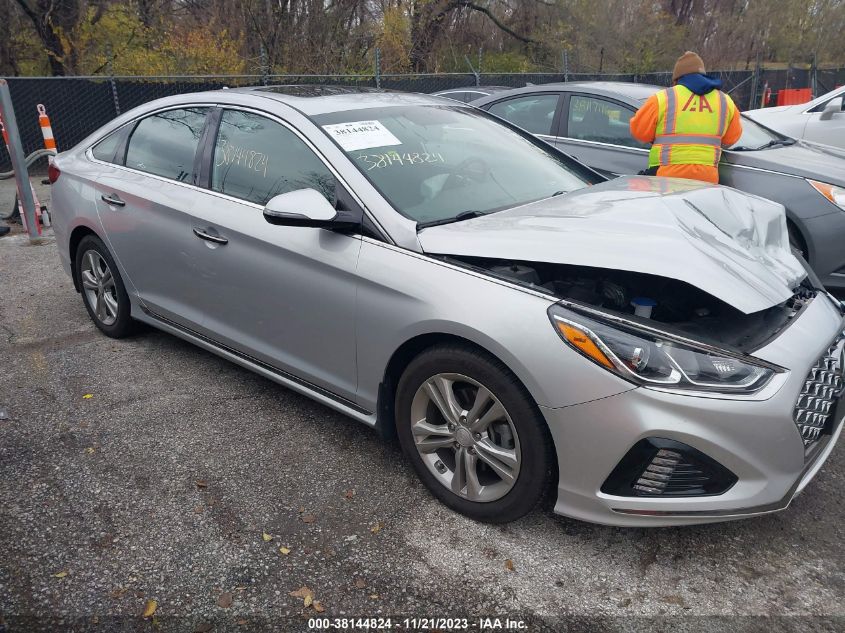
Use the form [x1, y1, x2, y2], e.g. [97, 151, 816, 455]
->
[75, 235, 135, 338]
[395, 344, 553, 523]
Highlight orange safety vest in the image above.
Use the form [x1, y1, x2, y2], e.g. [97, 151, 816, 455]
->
[648, 84, 736, 169]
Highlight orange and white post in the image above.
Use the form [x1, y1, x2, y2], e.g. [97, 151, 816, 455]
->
[37, 104, 57, 157]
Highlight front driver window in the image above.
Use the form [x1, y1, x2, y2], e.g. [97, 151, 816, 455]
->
[567, 96, 648, 149]
[212, 109, 336, 206]
[487, 94, 559, 135]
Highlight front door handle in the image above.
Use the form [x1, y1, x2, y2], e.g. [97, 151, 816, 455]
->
[101, 194, 125, 207]
[193, 227, 228, 245]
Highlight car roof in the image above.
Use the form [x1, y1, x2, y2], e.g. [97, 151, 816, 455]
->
[434, 86, 511, 93]
[224, 84, 461, 115]
[472, 81, 665, 105]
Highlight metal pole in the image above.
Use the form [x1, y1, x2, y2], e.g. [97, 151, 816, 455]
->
[0, 79, 39, 240]
[464, 55, 479, 87]
[260, 44, 269, 86]
[477, 46, 482, 85]
[375, 48, 382, 89]
[107, 46, 121, 115]
[563, 50, 569, 82]
[810, 52, 817, 98]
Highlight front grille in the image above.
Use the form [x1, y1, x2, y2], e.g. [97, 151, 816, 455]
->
[794, 334, 845, 446]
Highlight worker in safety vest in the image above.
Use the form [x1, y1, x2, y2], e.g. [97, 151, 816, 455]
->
[630, 51, 742, 184]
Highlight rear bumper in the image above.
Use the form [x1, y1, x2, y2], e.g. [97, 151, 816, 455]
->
[541, 293, 845, 527]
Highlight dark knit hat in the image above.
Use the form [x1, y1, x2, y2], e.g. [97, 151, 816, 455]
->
[672, 51, 706, 81]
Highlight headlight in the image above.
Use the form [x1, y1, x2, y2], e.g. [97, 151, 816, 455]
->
[548, 304, 779, 394]
[809, 180, 845, 210]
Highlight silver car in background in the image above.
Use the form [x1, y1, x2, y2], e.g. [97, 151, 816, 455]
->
[746, 85, 845, 150]
[49, 87, 844, 526]
[472, 82, 845, 290]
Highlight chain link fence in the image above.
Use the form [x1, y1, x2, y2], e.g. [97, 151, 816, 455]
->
[2, 68, 844, 172]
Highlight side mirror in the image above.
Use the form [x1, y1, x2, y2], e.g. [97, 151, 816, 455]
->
[263, 189, 340, 228]
[820, 97, 844, 121]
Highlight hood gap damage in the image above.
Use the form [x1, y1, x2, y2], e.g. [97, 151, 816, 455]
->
[442, 255, 817, 353]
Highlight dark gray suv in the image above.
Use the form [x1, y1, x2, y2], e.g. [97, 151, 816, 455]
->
[473, 82, 845, 290]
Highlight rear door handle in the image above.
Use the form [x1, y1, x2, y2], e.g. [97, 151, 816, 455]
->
[193, 227, 228, 245]
[101, 194, 125, 207]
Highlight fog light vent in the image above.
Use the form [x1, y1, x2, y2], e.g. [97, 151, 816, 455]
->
[602, 438, 737, 498]
[633, 449, 682, 494]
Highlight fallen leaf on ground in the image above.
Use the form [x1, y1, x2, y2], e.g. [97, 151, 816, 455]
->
[298, 507, 305, 514]
[344, 489, 354, 499]
[369, 594, 379, 599]
[370, 522, 384, 534]
[84, 447, 96, 454]
[193, 622, 214, 633]
[354, 578, 366, 589]
[110, 587, 127, 599]
[289, 586, 314, 603]
[195, 479, 208, 489]
[504, 559, 515, 572]
[313, 601, 325, 612]
[52, 570, 68, 578]
[262, 532, 273, 542]
[236, 619, 249, 625]
[279, 546, 291, 555]
[82, 394, 93, 399]
[304, 594, 313, 608]
[217, 592, 233, 608]
[142, 599, 157, 618]
[193, 505, 203, 514]
[301, 514, 316, 524]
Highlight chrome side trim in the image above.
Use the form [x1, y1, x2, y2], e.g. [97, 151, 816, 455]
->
[553, 137, 649, 153]
[139, 306, 377, 425]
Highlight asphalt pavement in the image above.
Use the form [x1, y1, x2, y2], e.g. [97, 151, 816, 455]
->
[0, 179, 843, 633]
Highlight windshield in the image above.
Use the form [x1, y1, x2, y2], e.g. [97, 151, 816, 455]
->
[729, 115, 788, 150]
[314, 105, 590, 225]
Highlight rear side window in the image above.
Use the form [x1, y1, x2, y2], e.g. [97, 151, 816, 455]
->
[487, 94, 559, 135]
[211, 109, 336, 206]
[125, 108, 209, 182]
[567, 95, 647, 149]
[91, 130, 122, 163]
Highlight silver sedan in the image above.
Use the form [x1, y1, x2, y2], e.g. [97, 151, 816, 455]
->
[49, 86, 844, 526]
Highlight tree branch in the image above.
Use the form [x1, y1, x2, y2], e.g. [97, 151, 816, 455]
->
[458, 1, 536, 44]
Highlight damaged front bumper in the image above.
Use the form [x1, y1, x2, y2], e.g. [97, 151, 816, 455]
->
[541, 292, 845, 527]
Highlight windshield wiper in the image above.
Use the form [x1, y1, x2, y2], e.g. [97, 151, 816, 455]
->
[733, 138, 796, 151]
[755, 138, 796, 150]
[417, 210, 486, 229]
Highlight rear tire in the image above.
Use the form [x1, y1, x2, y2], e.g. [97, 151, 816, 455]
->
[395, 344, 553, 523]
[75, 235, 135, 338]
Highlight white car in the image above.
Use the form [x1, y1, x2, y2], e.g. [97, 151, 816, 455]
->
[746, 86, 845, 149]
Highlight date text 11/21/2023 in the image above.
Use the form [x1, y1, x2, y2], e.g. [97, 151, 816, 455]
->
[307, 617, 528, 630]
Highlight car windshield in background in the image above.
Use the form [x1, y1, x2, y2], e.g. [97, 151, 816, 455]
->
[730, 115, 794, 151]
[314, 106, 589, 226]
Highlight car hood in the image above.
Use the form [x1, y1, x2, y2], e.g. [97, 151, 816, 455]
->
[418, 176, 806, 314]
[725, 141, 845, 184]
[745, 105, 797, 118]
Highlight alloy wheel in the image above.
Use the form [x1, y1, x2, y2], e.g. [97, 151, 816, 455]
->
[410, 373, 521, 502]
[80, 249, 119, 326]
